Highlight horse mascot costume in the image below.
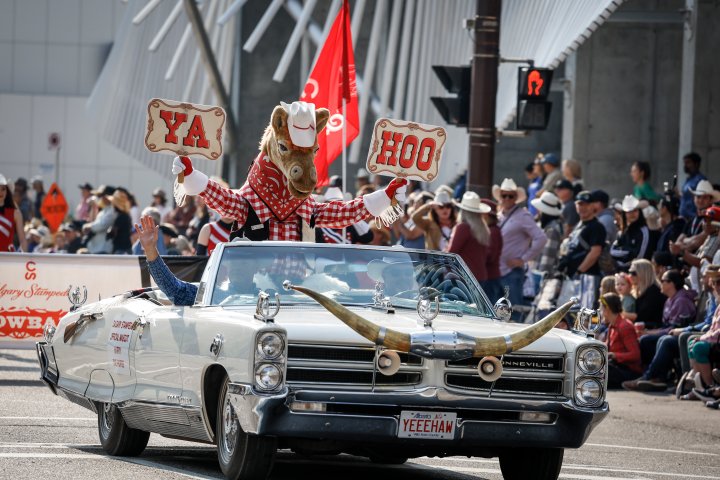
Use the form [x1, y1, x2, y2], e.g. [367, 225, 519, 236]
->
[172, 101, 406, 241]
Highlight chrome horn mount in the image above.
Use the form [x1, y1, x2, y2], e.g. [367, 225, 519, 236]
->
[416, 287, 440, 327]
[68, 285, 87, 312]
[254, 291, 280, 322]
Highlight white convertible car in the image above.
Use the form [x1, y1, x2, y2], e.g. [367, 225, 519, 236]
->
[36, 243, 608, 480]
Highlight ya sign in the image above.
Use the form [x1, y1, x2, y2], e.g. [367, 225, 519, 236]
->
[366, 118, 446, 182]
[145, 98, 226, 160]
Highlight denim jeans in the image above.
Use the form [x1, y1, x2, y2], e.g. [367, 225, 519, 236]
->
[645, 334, 679, 380]
[480, 279, 503, 305]
[500, 267, 526, 322]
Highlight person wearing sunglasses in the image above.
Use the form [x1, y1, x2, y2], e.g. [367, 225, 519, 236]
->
[627, 259, 666, 332]
[623, 269, 696, 392]
[492, 178, 547, 321]
[411, 188, 457, 251]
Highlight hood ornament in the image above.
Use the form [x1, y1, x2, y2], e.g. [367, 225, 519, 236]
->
[68, 285, 87, 312]
[416, 287, 440, 327]
[254, 291, 280, 322]
[371, 281, 395, 313]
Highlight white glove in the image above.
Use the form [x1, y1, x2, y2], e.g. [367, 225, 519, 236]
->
[171, 156, 186, 175]
[171, 156, 208, 195]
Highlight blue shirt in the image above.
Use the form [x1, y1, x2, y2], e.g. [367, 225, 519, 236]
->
[147, 256, 198, 306]
[527, 177, 543, 216]
[680, 173, 706, 220]
[684, 294, 716, 333]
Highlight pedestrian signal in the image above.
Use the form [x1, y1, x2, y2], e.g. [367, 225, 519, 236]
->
[516, 67, 553, 130]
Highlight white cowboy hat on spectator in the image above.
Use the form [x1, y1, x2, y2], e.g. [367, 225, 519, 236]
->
[0, 174, 7, 186]
[690, 179, 720, 201]
[430, 189, 453, 206]
[323, 186, 344, 202]
[280, 101, 316, 148]
[454, 192, 491, 213]
[491, 178, 527, 203]
[616, 194, 648, 213]
[356, 168, 370, 179]
[435, 184, 455, 198]
[531, 191, 563, 216]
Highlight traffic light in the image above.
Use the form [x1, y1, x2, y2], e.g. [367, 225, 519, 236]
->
[431, 65, 471, 128]
[516, 67, 553, 130]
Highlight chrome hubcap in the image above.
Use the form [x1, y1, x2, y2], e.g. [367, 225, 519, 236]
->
[220, 396, 238, 460]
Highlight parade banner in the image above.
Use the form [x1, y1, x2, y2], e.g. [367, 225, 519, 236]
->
[366, 118, 446, 183]
[0, 253, 208, 349]
[145, 98, 226, 160]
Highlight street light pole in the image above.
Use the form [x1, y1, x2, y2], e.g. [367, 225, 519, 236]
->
[467, 0, 501, 198]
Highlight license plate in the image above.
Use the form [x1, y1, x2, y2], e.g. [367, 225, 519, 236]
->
[398, 411, 457, 440]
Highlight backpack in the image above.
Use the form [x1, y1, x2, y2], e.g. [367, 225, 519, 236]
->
[577, 235, 616, 275]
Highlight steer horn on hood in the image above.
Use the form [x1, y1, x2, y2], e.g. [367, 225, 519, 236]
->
[284, 282, 577, 360]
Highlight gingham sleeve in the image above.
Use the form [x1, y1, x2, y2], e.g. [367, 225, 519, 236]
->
[199, 179, 248, 226]
[311, 196, 373, 228]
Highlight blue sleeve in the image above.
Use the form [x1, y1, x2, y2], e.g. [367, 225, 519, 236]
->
[147, 257, 198, 306]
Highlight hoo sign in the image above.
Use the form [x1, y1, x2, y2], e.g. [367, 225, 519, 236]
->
[366, 118, 446, 182]
[145, 98, 226, 160]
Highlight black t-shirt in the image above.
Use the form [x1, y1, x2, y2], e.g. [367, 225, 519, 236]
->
[563, 217, 606, 276]
[635, 284, 666, 329]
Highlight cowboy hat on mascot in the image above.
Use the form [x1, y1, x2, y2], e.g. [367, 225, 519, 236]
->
[171, 101, 406, 241]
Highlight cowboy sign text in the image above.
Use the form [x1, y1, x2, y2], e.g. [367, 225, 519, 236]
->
[366, 118, 446, 183]
[145, 98, 226, 160]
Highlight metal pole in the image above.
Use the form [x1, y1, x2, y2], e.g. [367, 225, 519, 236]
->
[677, 0, 696, 185]
[183, 0, 238, 155]
[467, 0, 500, 198]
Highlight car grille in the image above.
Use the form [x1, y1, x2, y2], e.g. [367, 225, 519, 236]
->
[287, 344, 423, 388]
[445, 374, 564, 396]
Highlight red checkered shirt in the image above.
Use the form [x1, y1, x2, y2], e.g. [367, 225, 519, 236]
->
[199, 179, 373, 242]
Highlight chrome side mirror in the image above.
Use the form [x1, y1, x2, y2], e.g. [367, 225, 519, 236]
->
[493, 287, 512, 321]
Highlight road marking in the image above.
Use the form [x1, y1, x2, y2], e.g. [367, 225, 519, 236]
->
[0, 453, 99, 459]
[0, 416, 94, 421]
[119, 458, 223, 480]
[584, 442, 719, 457]
[445, 465, 719, 480]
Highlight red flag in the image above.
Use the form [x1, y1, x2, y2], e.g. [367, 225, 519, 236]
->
[300, 0, 358, 187]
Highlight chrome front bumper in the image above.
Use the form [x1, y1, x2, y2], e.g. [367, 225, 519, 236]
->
[228, 383, 608, 450]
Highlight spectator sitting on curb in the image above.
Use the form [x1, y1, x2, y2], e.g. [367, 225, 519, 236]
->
[601, 293, 642, 388]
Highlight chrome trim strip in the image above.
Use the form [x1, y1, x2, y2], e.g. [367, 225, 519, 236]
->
[503, 334, 513, 354]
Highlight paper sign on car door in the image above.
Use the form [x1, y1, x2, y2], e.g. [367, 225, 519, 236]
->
[398, 411, 456, 440]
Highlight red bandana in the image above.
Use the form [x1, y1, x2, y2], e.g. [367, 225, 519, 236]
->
[247, 153, 306, 221]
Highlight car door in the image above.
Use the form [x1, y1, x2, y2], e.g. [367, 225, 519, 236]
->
[132, 306, 185, 403]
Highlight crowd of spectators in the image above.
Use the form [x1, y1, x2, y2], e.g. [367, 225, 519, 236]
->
[1, 151, 719, 408]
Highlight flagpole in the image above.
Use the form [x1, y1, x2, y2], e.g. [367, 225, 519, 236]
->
[342, 97, 347, 241]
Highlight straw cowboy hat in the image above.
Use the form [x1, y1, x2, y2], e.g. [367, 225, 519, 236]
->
[690, 180, 720, 201]
[111, 190, 131, 213]
[454, 191, 491, 213]
[280, 101, 316, 148]
[615, 195, 648, 213]
[491, 178, 527, 203]
[530, 191, 563, 216]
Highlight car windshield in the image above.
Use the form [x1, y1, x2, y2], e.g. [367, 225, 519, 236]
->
[208, 245, 494, 317]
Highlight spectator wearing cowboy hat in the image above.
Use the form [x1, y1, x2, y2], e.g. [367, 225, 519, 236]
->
[531, 192, 564, 274]
[673, 180, 720, 252]
[447, 192, 492, 284]
[82, 185, 117, 254]
[108, 190, 133, 254]
[412, 188, 457, 251]
[675, 206, 720, 292]
[494, 178, 547, 319]
[610, 195, 654, 270]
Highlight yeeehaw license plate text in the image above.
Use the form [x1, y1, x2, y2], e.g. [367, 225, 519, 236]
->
[398, 411, 457, 440]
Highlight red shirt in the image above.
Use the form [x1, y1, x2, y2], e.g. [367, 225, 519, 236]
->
[447, 222, 488, 282]
[607, 315, 642, 373]
[0, 207, 16, 252]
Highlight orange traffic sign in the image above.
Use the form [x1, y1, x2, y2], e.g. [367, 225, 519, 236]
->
[40, 183, 69, 233]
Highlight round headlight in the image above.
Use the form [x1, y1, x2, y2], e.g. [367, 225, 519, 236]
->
[255, 364, 282, 390]
[575, 378, 602, 405]
[578, 348, 604, 374]
[257, 332, 284, 360]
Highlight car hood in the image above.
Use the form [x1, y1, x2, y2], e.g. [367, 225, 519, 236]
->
[270, 306, 571, 354]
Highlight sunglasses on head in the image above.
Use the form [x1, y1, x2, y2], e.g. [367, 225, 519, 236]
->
[628, 270, 637, 276]
[501, 193, 516, 199]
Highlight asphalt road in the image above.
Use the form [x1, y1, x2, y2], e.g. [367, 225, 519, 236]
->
[1, 348, 718, 480]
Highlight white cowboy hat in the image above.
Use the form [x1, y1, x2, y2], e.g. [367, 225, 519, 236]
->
[0, 174, 6, 186]
[367, 257, 415, 282]
[617, 194, 648, 213]
[690, 180, 720, 201]
[530, 191, 563, 216]
[454, 191, 491, 213]
[280, 101, 316, 148]
[491, 178, 527, 203]
[430, 189, 453, 206]
[323, 186, 344, 202]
